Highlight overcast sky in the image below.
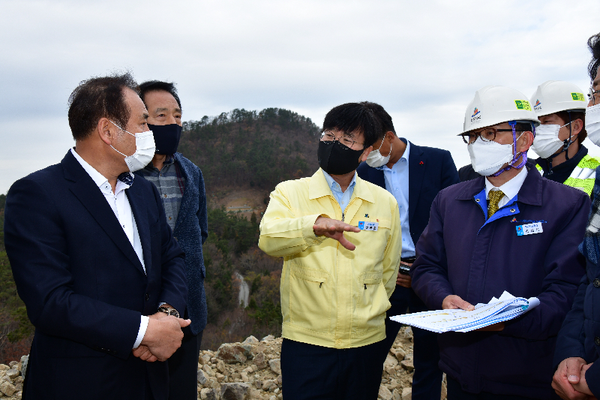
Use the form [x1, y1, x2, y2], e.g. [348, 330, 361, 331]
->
[1, 0, 599, 194]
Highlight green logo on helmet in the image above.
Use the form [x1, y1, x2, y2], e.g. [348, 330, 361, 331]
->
[515, 100, 532, 111]
[571, 93, 585, 101]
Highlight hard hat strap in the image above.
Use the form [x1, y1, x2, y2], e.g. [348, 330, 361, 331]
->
[491, 121, 527, 176]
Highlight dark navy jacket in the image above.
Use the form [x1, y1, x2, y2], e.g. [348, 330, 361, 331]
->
[4, 151, 187, 400]
[554, 173, 600, 397]
[411, 168, 589, 398]
[136, 153, 208, 335]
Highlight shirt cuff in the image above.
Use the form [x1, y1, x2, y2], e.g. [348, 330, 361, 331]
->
[133, 315, 149, 349]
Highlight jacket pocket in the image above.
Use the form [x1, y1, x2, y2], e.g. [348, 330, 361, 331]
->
[286, 263, 332, 333]
[354, 271, 389, 333]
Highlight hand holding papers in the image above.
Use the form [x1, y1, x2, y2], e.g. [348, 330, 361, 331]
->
[390, 291, 540, 333]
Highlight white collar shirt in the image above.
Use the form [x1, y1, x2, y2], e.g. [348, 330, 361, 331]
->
[485, 166, 528, 209]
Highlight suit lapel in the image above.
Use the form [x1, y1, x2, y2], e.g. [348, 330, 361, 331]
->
[408, 142, 425, 225]
[62, 152, 145, 273]
[127, 184, 152, 274]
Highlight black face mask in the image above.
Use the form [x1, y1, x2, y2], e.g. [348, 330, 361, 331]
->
[148, 124, 182, 155]
[318, 140, 364, 175]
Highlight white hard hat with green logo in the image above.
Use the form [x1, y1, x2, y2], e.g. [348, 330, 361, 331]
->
[530, 80, 587, 117]
[462, 85, 540, 134]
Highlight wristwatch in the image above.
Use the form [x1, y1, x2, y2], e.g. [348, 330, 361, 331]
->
[158, 305, 180, 318]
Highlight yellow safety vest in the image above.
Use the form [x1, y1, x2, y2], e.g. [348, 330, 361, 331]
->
[536, 154, 600, 196]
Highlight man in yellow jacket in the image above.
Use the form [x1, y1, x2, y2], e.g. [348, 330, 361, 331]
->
[259, 102, 402, 400]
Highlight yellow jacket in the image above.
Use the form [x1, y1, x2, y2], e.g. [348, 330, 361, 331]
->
[259, 169, 401, 349]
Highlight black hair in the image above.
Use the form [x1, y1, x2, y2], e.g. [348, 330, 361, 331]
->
[68, 72, 139, 141]
[322, 102, 382, 148]
[138, 80, 182, 110]
[588, 33, 600, 80]
[360, 102, 395, 140]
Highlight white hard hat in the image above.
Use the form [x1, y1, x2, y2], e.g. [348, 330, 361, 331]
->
[530, 80, 587, 117]
[462, 85, 540, 134]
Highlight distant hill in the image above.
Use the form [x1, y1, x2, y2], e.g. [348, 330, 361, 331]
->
[180, 107, 321, 194]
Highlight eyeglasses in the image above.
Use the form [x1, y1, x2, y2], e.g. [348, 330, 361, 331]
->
[320, 131, 364, 150]
[589, 87, 600, 105]
[460, 127, 515, 144]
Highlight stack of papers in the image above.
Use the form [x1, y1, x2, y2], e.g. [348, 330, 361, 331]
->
[390, 291, 540, 333]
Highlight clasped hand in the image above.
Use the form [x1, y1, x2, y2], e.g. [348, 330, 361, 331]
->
[552, 358, 595, 399]
[132, 312, 191, 362]
[313, 216, 361, 251]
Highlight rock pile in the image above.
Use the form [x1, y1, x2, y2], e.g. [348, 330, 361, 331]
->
[0, 326, 446, 400]
[0, 357, 26, 399]
[196, 326, 446, 400]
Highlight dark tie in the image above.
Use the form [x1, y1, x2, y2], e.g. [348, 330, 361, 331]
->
[487, 190, 505, 218]
[118, 172, 134, 186]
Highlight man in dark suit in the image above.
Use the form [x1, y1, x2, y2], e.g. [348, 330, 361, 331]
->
[357, 102, 458, 400]
[136, 80, 208, 400]
[4, 73, 189, 400]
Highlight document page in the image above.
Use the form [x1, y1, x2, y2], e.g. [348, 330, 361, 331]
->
[390, 291, 539, 333]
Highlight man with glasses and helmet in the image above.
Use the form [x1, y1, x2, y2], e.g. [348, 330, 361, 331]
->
[552, 32, 600, 400]
[410, 85, 589, 399]
[529, 80, 599, 196]
[259, 102, 402, 400]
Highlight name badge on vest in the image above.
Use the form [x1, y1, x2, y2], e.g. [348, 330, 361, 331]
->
[516, 222, 543, 236]
[358, 221, 379, 231]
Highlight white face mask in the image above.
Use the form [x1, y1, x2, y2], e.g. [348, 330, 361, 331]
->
[366, 139, 392, 168]
[109, 121, 156, 172]
[586, 103, 600, 147]
[468, 133, 523, 176]
[530, 123, 570, 159]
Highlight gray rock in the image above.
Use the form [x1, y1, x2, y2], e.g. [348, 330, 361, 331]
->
[268, 359, 281, 375]
[6, 368, 19, 379]
[221, 382, 250, 400]
[253, 351, 268, 370]
[242, 335, 259, 345]
[20, 355, 28, 378]
[262, 379, 277, 392]
[0, 380, 16, 396]
[197, 369, 208, 385]
[378, 385, 393, 400]
[400, 359, 414, 372]
[217, 343, 249, 364]
[200, 387, 219, 400]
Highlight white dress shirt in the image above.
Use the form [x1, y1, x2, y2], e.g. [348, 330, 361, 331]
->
[70, 148, 148, 349]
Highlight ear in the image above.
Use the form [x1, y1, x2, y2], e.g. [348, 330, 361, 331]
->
[517, 131, 534, 152]
[570, 118, 584, 137]
[360, 146, 373, 162]
[384, 131, 395, 142]
[97, 118, 116, 146]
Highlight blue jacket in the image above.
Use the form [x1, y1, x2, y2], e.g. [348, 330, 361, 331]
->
[4, 151, 187, 400]
[136, 152, 208, 335]
[411, 168, 589, 399]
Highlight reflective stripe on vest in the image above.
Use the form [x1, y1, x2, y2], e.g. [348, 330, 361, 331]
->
[535, 155, 600, 196]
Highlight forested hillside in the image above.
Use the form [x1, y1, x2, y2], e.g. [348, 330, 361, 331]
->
[181, 107, 320, 192]
[0, 108, 322, 361]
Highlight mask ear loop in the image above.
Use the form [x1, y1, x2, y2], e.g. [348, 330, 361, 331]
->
[562, 111, 573, 161]
[491, 120, 528, 177]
